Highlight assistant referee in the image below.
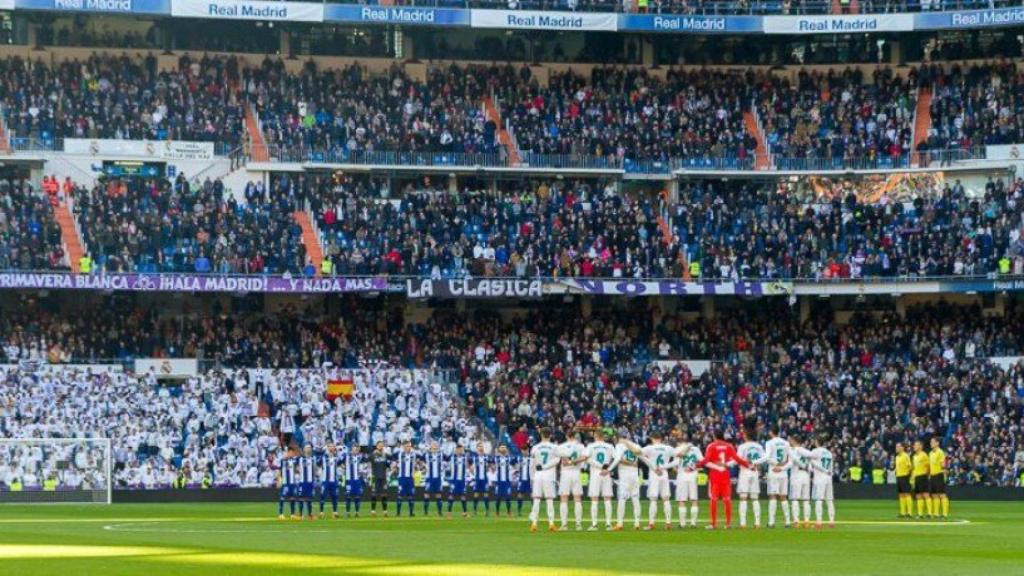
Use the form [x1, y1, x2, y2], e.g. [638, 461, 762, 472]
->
[894, 442, 913, 518]
[911, 440, 932, 518]
[929, 437, 949, 519]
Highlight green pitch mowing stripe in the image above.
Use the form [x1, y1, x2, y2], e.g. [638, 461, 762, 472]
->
[0, 501, 1019, 575]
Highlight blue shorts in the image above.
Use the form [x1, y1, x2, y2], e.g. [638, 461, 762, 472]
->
[321, 481, 339, 500]
[280, 484, 294, 499]
[346, 479, 363, 497]
[517, 480, 531, 494]
[473, 480, 488, 494]
[398, 477, 415, 497]
[298, 482, 314, 499]
[425, 478, 442, 494]
[495, 481, 512, 497]
[449, 480, 466, 496]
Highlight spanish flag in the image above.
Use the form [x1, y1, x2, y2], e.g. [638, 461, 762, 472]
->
[326, 377, 354, 401]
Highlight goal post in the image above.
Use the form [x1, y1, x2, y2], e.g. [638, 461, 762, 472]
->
[0, 438, 112, 504]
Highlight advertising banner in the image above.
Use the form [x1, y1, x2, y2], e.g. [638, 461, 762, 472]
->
[135, 358, 199, 378]
[64, 139, 217, 161]
[170, 0, 323, 21]
[549, 279, 793, 296]
[324, 4, 468, 26]
[618, 13, 762, 33]
[763, 13, 913, 34]
[0, 272, 388, 294]
[915, 6, 1024, 29]
[470, 9, 617, 31]
[406, 278, 543, 299]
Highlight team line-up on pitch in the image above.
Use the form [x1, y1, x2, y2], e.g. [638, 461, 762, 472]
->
[274, 425, 949, 531]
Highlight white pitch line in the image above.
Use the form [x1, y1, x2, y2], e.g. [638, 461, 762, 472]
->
[94, 517, 975, 535]
[102, 522, 331, 534]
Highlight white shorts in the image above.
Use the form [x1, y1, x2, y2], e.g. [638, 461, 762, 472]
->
[675, 476, 698, 501]
[587, 472, 614, 498]
[559, 469, 583, 497]
[646, 471, 671, 500]
[790, 472, 810, 500]
[532, 471, 556, 499]
[737, 470, 760, 497]
[767, 471, 789, 497]
[617, 466, 640, 500]
[813, 477, 833, 501]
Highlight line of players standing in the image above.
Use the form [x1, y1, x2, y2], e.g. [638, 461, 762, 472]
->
[277, 424, 836, 531]
[277, 439, 530, 520]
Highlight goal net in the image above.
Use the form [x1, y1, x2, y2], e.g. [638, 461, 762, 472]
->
[0, 438, 111, 504]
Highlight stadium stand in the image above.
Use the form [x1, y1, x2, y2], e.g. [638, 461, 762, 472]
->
[0, 363, 475, 489]
[0, 54, 246, 149]
[71, 175, 308, 274]
[0, 178, 67, 270]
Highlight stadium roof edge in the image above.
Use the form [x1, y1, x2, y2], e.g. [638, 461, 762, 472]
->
[6, 1, 1024, 36]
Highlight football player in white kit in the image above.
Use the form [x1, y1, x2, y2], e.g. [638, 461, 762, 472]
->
[736, 424, 768, 528]
[640, 431, 677, 530]
[673, 430, 703, 528]
[558, 430, 587, 531]
[611, 435, 643, 531]
[788, 434, 814, 528]
[810, 435, 836, 528]
[764, 428, 792, 528]
[528, 428, 560, 532]
[584, 430, 616, 530]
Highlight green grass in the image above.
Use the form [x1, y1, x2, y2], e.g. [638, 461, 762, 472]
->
[0, 500, 1021, 575]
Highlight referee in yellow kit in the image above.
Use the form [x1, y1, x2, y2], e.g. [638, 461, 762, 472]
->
[929, 437, 949, 519]
[894, 443, 913, 518]
[911, 440, 932, 518]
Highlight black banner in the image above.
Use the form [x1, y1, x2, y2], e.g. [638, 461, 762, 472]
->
[406, 278, 542, 299]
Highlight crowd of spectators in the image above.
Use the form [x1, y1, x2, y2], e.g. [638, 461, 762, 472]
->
[73, 175, 307, 274]
[298, 174, 673, 278]
[0, 364, 475, 489]
[0, 178, 66, 271]
[6, 168, 1024, 281]
[497, 67, 757, 166]
[922, 62, 1024, 154]
[0, 51, 939, 169]
[755, 67, 917, 169]
[0, 54, 245, 146]
[453, 302, 1024, 487]
[299, 173, 1024, 280]
[0, 299, 409, 369]
[251, 60, 499, 158]
[2, 298, 1020, 486]
[670, 175, 1024, 280]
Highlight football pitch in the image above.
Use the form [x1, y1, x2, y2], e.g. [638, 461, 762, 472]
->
[0, 500, 1021, 575]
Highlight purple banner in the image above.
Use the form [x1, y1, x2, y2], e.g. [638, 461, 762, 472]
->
[550, 279, 793, 296]
[0, 272, 388, 294]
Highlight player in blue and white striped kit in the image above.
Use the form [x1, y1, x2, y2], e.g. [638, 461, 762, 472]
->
[296, 444, 317, 520]
[396, 441, 417, 517]
[342, 444, 364, 517]
[318, 443, 342, 519]
[516, 452, 532, 516]
[493, 445, 515, 517]
[471, 441, 490, 516]
[422, 441, 445, 516]
[447, 444, 469, 517]
[277, 447, 297, 520]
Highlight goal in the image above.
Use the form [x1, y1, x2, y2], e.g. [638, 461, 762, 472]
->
[0, 438, 112, 504]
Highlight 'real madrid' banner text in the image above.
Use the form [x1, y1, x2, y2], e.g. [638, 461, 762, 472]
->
[406, 278, 543, 299]
[170, 0, 323, 21]
[762, 13, 912, 34]
[470, 9, 617, 31]
[549, 279, 793, 296]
